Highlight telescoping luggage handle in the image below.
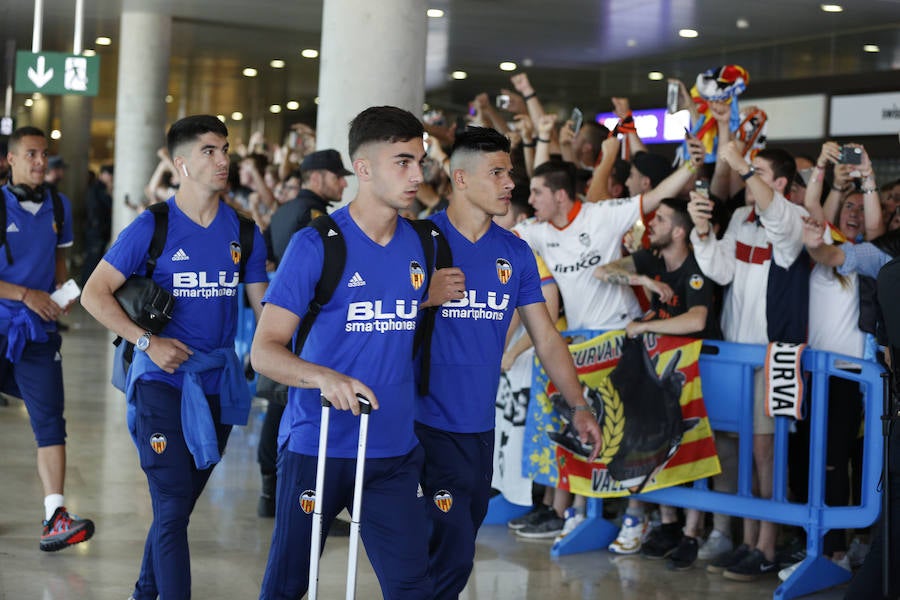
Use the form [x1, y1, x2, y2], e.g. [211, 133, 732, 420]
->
[309, 393, 372, 600]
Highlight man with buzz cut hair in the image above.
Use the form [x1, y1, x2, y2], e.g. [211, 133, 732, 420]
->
[0, 126, 89, 552]
[255, 106, 458, 600]
[416, 126, 602, 598]
[82, 114, 269, 600]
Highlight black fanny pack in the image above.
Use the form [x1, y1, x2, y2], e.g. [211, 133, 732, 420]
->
[113, 276, 174, 334]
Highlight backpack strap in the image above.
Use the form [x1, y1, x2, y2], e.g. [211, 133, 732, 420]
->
[49, 186, 65, 246]
[407, 219, 454, 396]
[295, 214, 346, 354]
[0, 188, 10, 265]
[145, 202, 169, 277]
[237, 213, 256, 282]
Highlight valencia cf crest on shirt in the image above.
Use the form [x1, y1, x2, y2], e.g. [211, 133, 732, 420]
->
[689, 274, 704, 290]
[300, 490, 316, 514]
[229, 241, 241, 265]
[433, 490, 453, 513]
[410, 261, 425, 290]
[496, 258, 512, 284]
[150, 433, 167, 454]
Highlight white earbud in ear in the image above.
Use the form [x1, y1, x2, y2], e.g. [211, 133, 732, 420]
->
[181, 164, 189, 177]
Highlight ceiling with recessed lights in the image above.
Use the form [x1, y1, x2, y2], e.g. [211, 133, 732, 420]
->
[1, 0, 898, 146]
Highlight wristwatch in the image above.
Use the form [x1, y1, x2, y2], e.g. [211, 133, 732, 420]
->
[135, 331, 152, 352]
[739, 165, 756, 181]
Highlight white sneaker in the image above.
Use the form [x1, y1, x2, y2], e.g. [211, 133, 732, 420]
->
[608, 514, 647, 555]
[553, 507, 585, 544]
[778, 560, 801, 582]
[698, 529, 733, 561]
[833, 554, 851, 571]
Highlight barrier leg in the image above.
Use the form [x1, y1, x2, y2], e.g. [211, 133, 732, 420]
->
[550, 498, 618, 557]
[483, 494, 532, 525]
[774, 555, 851, 600]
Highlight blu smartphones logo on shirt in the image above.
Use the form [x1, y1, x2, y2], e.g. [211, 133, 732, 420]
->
[171, 271, 239, 298]
[345, 300, 419, 333]
[441, 290, 510, 321]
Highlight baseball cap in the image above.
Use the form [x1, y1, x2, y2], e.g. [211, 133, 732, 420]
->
[48, 156, 68, 170]
[300, 149, 353, 176]
[632, 152, 673, 189]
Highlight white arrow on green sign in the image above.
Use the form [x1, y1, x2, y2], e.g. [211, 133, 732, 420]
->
[15, 51, 100, 97]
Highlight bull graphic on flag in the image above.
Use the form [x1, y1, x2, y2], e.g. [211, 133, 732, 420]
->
[230, 241, 241, 265]
[150, 433, 167, 454]
[299, 490, 316, 514]
[433, 490, 453, 513]
[410, 261, 425, 290]
[525, 331, 720, 498]
[496, 258, 512, 284]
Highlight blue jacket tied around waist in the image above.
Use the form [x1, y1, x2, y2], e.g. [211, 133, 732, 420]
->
[125, 346, 251, 469]
[0, 305, 49, 362]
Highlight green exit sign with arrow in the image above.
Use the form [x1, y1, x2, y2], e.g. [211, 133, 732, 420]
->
[15, 51, 100, 96]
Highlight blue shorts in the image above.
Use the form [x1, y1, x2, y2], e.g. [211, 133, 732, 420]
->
[260, 445, 432, 600]
[415, 422, 494, 600]
[0, 332, 65, 447]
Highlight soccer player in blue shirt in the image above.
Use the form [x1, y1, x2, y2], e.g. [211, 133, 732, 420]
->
[416, 126, 603, 598]
[82, 115, 268, 600]
[0, 126, 90, 551]
[253, 106, 457, 600]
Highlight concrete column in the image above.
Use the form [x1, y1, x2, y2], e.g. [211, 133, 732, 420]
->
[57, 94, 93, 260]
[28, 95, 51, 132]
[112, 5, 171, 236]
[316, 0, 426, 204]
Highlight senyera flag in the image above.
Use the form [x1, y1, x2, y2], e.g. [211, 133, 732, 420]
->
[524, 331, 720, 498]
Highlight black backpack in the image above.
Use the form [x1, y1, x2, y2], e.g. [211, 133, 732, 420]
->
[112, 202, 256, 384]
[0, 184, 66, 265]
[254, 215, 452, 405]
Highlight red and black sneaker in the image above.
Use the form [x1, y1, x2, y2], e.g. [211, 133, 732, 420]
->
[40, 506, 95, 552]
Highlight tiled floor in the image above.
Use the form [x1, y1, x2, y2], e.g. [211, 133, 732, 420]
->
[0, 309, 849, 599]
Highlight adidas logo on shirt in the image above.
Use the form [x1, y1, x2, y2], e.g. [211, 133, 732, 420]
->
[6, 222, 19, 233]
[171, 248, 190, 261]
[347, 272, 366, 287]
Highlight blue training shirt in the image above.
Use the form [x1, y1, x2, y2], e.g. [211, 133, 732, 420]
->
[103, 197, 268, 391]
[0, 186, 74, 332]
[416, 211, 545, 434]
[264, 206, 428, 459]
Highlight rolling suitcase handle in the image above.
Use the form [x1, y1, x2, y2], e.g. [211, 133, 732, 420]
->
[309, 393, 372, 600]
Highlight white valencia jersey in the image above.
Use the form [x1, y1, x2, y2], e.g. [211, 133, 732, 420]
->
[515, 198, 642, 330]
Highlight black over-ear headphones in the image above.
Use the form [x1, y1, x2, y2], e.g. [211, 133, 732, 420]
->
[5, 181, 45, 203]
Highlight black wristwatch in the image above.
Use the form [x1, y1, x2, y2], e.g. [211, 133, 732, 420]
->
[739, 165, 756, 181]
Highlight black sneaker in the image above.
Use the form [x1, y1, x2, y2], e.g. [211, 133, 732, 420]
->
[40, 506, 95, 552]
[667, 536, 699, 571]
[775, 537, 806, 566]
[515, 514, 565, 539]
[723, 548, 778, 581]
[707, 543, 751, 574]
[641, 522, 681, 559]
[508, 504, 554, 531]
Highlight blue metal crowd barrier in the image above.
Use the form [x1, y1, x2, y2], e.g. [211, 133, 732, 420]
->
[491, 336, 883, 600]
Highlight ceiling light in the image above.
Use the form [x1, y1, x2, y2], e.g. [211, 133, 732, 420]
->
[626, 38, 637, 47]
[50, 129, 61, 140]
[231, 111, 243, 121]
[286, 100, 300, 110]
[863, 44, 880, 53]
[95, 36, 111, 46]
[820, 4, 843, 12]
[678, 29, 699, 38]
[242, 67, 257, 77]
[647, 71, 665, 81]
[499, 61, 517, 72]
[314, 97, 320, 105]
[270, 59, 285, 68]
[426, 8, 444, 18]
[24, 98, 34, 107]
[165, 94, 173, 103]
[451, 70, 467, 80]
[82, 49, 96, 57]
[736, 18, 750, 29]
[216, 115, 226, 122]
[301, 49, 319, 59]
[269, 104, 282, 114]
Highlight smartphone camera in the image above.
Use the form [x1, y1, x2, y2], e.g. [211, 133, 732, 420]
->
[667, 81, 680, 114]
[694, 179, 710, 198]
[570, 107, 584, 136]
[495, 94, 510, 110]
[838, 145, 863, 165]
